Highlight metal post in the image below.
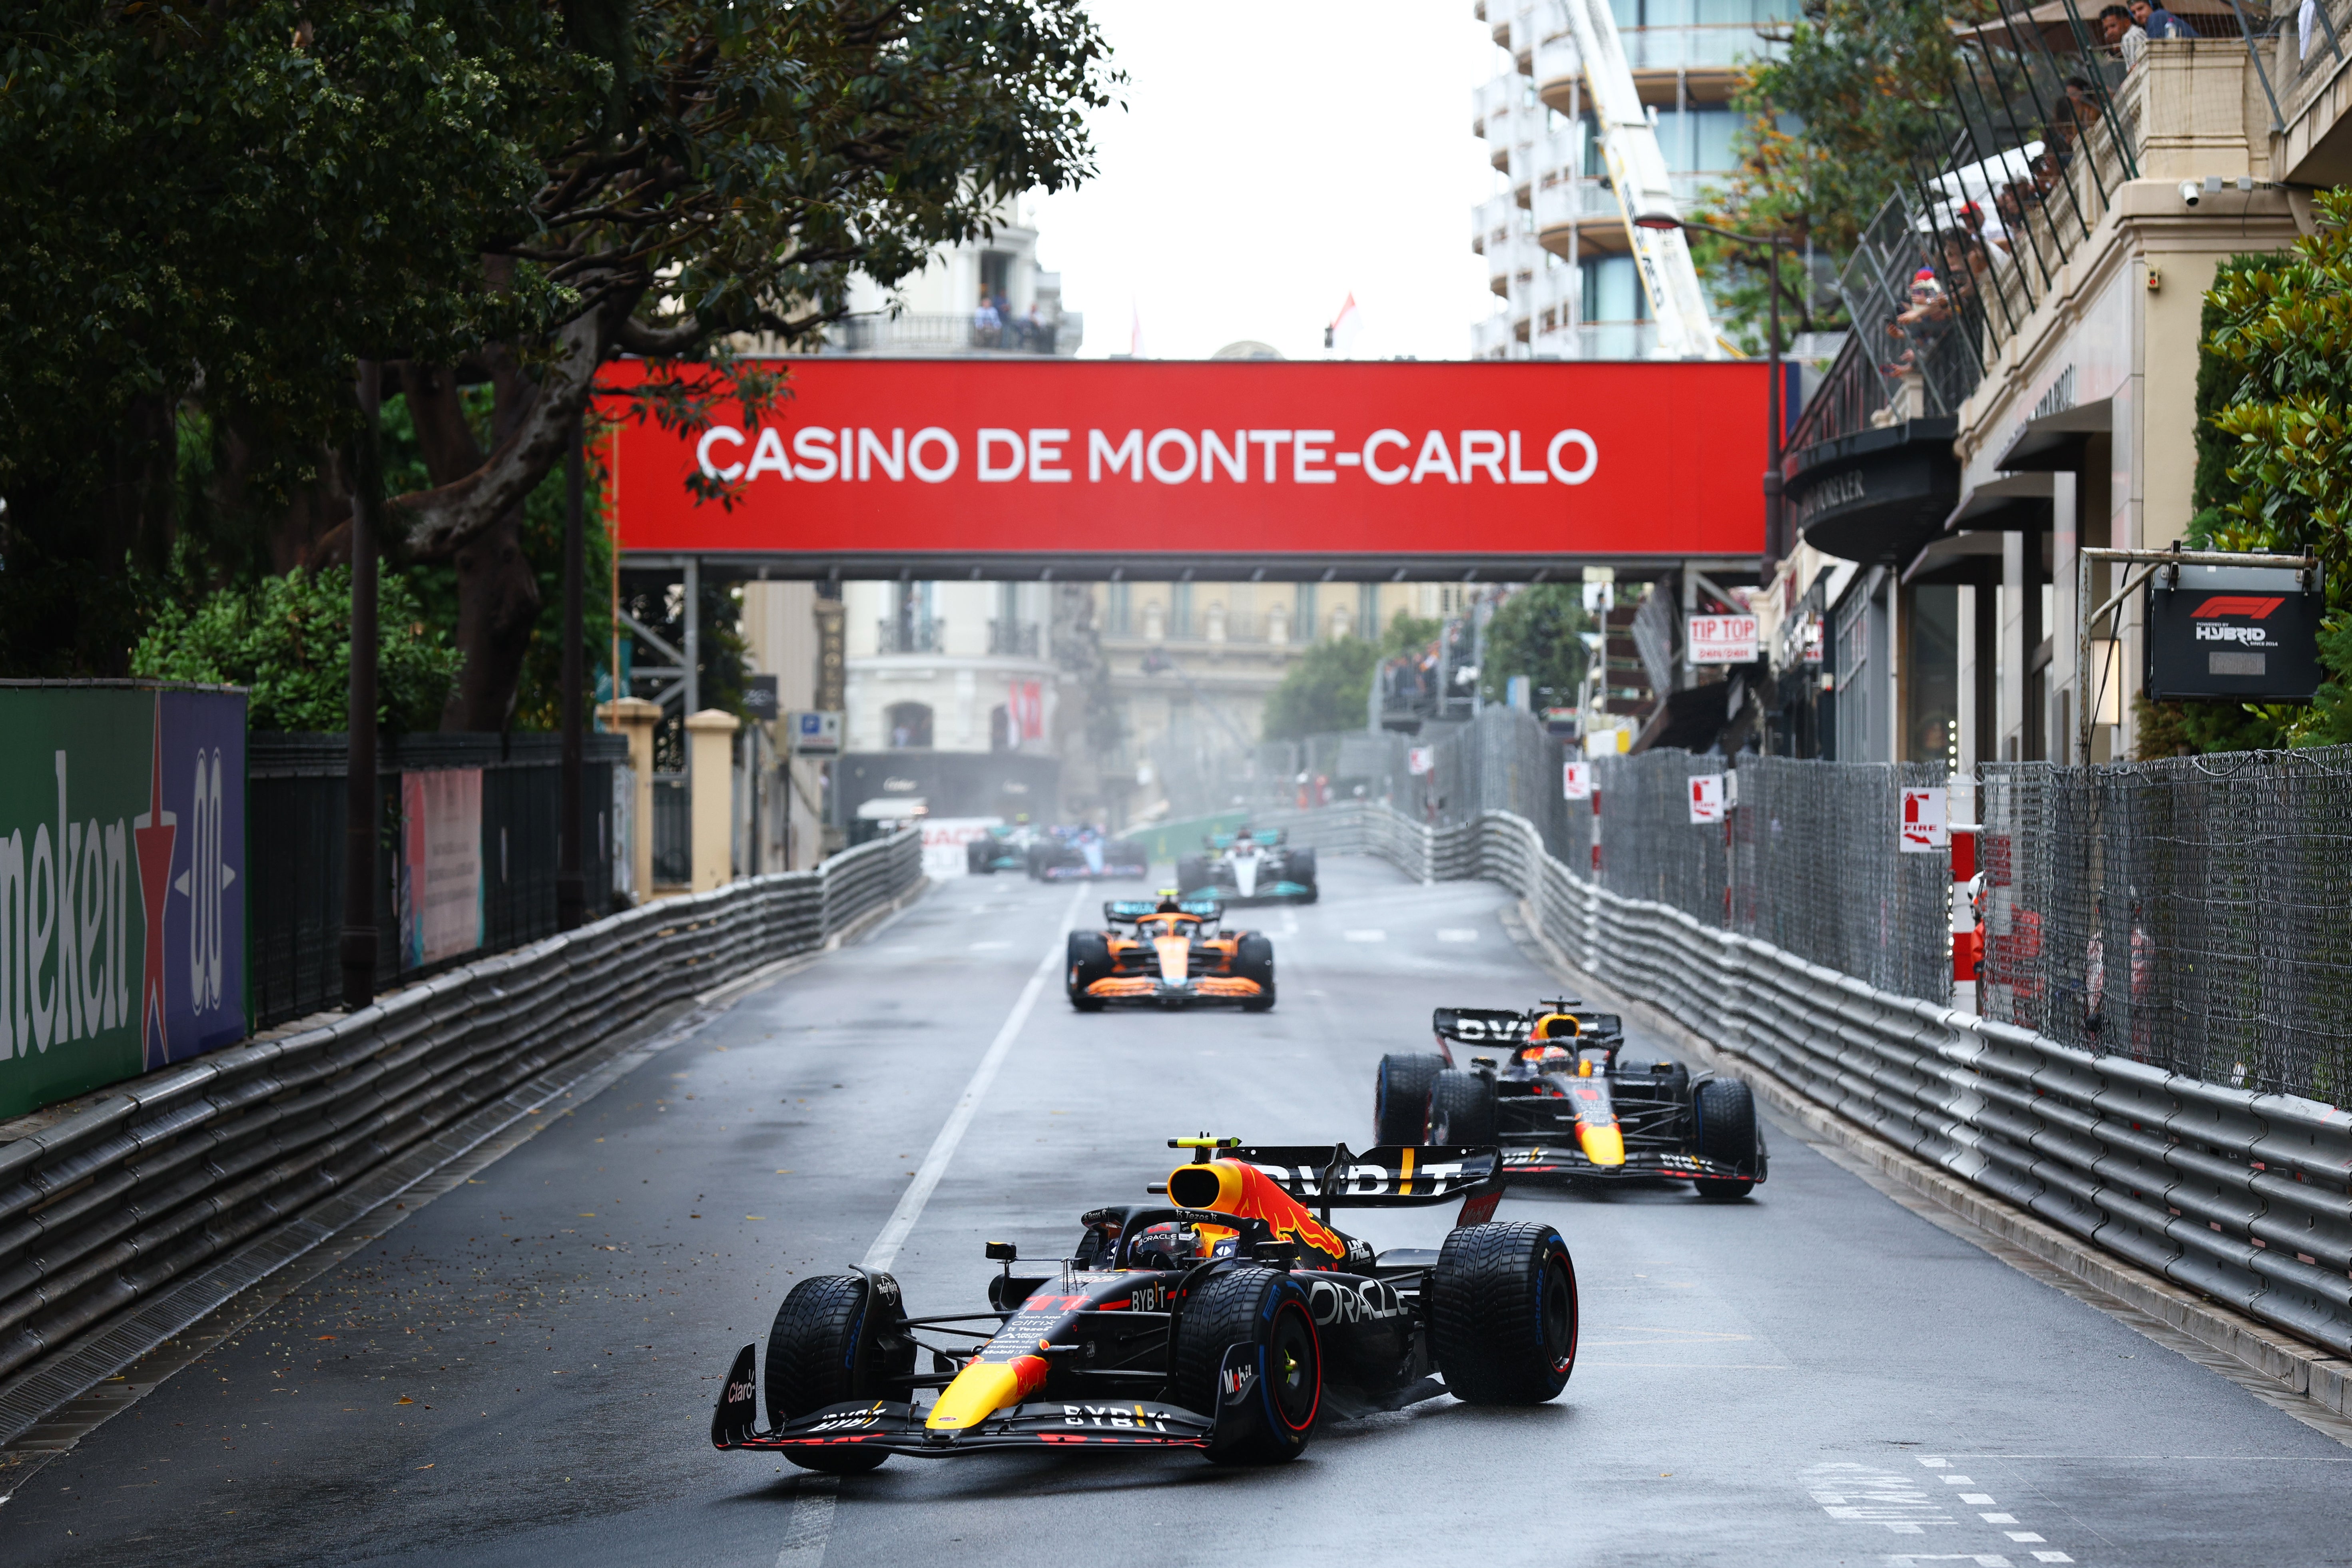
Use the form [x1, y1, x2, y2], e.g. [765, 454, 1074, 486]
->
[682, 555, 701, 719]
[343, 365, 382, 1010]
[1764, 233, 1784, 568]
[557, 413, 587, 931]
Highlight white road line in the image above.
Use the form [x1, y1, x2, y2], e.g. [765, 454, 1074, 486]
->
[1436, 928, 1479, 942]
[1343, 929, 1386, 942]
[861, 885, 1084, 1273]
[775, 1475, 837, 1563]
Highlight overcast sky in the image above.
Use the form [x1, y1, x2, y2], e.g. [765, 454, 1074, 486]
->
[1026, 0, 1506, 363]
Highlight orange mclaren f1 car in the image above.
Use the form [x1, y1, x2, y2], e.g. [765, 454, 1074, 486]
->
[1064, 894, 1275, 1011]
[711, 1136, 1578, 1468]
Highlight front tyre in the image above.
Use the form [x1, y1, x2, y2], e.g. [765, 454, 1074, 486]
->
[1375, 1052, 1445, 1144]
[1429, 1222, 1578, 1406]
[1429, 1069, 1499, 1146]
[765, 1275, 898, 1472]
[1236, 932, 1276, 1012]
[1066, 931, 1111, 1012]
[1171, 1267, 1321, 1464]
[1692, 1078, 1758, 1200]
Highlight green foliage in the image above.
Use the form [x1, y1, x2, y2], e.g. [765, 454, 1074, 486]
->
[0, 0, 563, 626]
[1696, 0, 1965, 347]
[1263, 638, 1378, 742]
[2182, 189, 2352, 746]
[132, 567, 461, 733]
[1478, 586, 1590, 707]
[1261, 612, 1445, 741]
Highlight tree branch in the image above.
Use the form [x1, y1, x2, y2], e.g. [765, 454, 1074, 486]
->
[389, 307, 610, 558]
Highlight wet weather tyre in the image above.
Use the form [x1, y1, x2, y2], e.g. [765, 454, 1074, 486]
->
[765, 1275, 893, 1472]
[1176, 854, 1208, 896]
[1067, 932, 1111, 1011]
[1171, 1267, 1321, 1464]
[1289, 848, 1318, 900]
[1429, 1222, 1579, 1405]
[1692, 1078, 1758, 1200]
[1429, 1069, 1499, 1146]
[966, 841, 991, 875]
[1375, 1052, 1445, 1145]
[1235, 933, 1277, 1011]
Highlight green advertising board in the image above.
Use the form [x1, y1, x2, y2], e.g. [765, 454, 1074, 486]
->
[0, 685, 248, 1121]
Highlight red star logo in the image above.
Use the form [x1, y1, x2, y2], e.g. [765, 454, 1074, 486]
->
[132, 698, 177, 1069]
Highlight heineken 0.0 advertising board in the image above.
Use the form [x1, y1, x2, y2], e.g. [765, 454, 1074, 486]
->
[0, 685, 247, 1120]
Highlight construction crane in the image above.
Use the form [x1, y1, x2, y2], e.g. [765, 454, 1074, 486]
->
[1555, 0, 1722, 360]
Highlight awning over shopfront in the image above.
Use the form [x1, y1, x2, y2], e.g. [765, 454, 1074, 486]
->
[1944, 470, 2055, 533]
[1992, 398, 2111, 472]
[1783, 417, 1961, 566]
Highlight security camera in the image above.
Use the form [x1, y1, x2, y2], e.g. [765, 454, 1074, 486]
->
[2179, 179, 2201, 207]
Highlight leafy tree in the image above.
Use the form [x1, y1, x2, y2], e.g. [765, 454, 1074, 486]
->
[1694, 0, 1965, 347]
[1262, 611, 1444, 741]
[1478, 584, 1591, 708]
[6, 0, 1116, 735]
[2157, 191, 2352, 748]
[0, 0, 560, 675]
[132, 567, 462, 733]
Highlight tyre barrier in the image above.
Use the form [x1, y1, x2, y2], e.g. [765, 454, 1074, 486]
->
[1294, 800, 2352, 1361]
[0, 830, 923, 1441]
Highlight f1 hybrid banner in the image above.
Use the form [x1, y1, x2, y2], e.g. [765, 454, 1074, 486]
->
[603, 358, 1766, 570]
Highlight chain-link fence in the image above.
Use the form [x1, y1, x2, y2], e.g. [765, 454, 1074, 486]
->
[1983, 749, 2352, 1103]
[1732, 757, 1953, 1004]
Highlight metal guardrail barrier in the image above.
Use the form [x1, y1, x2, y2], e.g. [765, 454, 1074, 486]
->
[1294, 799, 2352, 1359]
[0, 831, 923, 1440]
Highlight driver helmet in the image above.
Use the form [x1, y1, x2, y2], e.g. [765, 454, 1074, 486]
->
[1126, 1221, 1207, 1271]
[1155, 889, 1184, 913]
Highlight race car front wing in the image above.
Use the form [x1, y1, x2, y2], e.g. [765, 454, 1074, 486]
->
[714, 1343, 1268, 1457]
[1497, 1144, 1764, 1184]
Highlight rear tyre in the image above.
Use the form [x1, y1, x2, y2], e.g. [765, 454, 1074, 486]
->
[1175, 853, 1208, 897]
[1375, 1052, 1445, 1145]
[765, 1275, 899, 1472]
[1288, 847, 1318, 899]
[1235, 933, 1276, 1012]
[966, 841, 992, 875]
[1066, 931, 1111, 1012]
[1428, 1222, 1579, 1406]
[1429, 1069, 1499, 1146]
[1692, 1078, 1758, 1200]
[1170, 1267, 1321, 1464]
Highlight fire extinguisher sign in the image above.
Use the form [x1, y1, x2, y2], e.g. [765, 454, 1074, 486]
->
[1900, 787, 1947, 852]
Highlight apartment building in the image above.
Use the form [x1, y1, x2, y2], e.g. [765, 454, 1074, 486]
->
[1470, 0, 1795, 360]
[1771, 22, 2322, 770]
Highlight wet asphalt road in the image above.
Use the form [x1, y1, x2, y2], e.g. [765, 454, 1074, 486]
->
[8, 856, 2352, 1567]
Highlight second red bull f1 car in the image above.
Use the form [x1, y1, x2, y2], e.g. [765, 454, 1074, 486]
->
[1374, 999, 1767, 1199]
[1065, 895, 1275, 1010]
[711, 1136, 1577, 1468]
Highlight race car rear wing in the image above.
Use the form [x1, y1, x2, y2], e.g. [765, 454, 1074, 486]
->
[1230, 1143, 1501, 1208]
[1432, 1005, 1622, 1045]
[1105, 898, 1223, 923]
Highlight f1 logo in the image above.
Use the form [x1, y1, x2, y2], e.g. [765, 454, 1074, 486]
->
[2192, 595, 2284, 619]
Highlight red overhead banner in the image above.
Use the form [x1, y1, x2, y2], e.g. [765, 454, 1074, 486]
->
[602, 357, 1764, 569]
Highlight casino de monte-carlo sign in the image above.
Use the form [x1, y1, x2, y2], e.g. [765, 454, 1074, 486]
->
[0, 684, 246, 1120]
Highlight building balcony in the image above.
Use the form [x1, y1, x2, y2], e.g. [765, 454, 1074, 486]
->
[1533, 171, 1724, 255]
[1535, 24, 1784, 114]
[986, 619, 1042, 658]
[1473, 314, 1528, 360]
[875, 617, 947, 655]
[1474, 75, 1525, 148]
[828, 311, 1082, 357]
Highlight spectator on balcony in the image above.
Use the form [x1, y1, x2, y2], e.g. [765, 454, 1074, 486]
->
[2099, 3, 2147, 68]
[973, 291, 1003, 348]
[2131, 0, 2191, 39]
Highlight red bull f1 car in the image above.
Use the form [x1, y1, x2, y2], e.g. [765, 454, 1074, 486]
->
[1176, 827, 1318, 906]
[1373, 1000, 1766, 1199]
[710, 1136, 1578, 1468]
[1065, 895, 1275, 1011]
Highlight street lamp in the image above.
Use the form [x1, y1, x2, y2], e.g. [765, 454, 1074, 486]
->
[1633, 213, 1793, 570]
